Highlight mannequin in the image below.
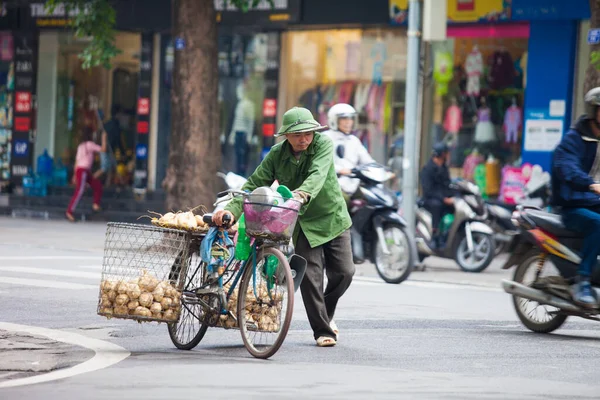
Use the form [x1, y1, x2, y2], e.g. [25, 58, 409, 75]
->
[474, 97, 495, 144]
[443, 97, 462, 146]
[465, 45, 483, 97]
[462, 148, 484, 182]
[229, 83, 255, 176]
[504, 97, 522, 144]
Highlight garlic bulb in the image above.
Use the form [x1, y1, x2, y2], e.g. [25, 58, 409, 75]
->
[159, 212, 176, 225]
[100, 307, 113, 316]
[116, 281, 129, 294]
[134, 306, 152, 317]
[115, 294, 129, 306]
[107, 290, 117, 301]
[114, 305, 128, 315]
[195, 215, 206, 228]
[101, 280, 117, 292]
[152, 285, 165, 302]
[127, 284, 141, 300]
[160, 297, 173, 310]
[139, 292, 153, 308]
[150, 302, 162, 314]
[127, 300, 139, 310]
[163, 309, 176, 321]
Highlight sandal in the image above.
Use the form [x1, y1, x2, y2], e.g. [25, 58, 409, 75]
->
[316, 336, 337, 347]
[330, 320, 339, 337]
[65, 212, 75, 222]
[92, 204, 102, 212]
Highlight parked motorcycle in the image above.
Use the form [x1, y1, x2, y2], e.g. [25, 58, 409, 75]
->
[416, 180, 496, 273]
[502, 205, 600, 333]
[486, 172, 551, 255]
[346, 162, 416, 284]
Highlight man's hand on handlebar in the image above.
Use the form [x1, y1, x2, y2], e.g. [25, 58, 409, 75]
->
[443, 197, 455, 206]
[339, 168, 353, 176]
[212, 210, 234, 226]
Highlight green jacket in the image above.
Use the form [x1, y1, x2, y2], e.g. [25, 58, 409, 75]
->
[225, 133, 352, 248]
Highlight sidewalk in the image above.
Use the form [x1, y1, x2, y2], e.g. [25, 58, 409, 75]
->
[0, 329, 94, 383]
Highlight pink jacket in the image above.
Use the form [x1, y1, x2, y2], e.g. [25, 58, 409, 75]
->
[75, 141, 102, 170]
[443, 105, 462, 134]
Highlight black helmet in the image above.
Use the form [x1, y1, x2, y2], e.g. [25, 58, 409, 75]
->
[432, 142, 449, 157]
[584, 87, 600, 120]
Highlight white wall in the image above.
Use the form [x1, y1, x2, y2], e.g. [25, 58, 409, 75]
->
[35, 32, 59, 167]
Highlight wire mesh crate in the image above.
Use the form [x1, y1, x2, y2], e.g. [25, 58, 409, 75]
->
[97, 222, 196, 323]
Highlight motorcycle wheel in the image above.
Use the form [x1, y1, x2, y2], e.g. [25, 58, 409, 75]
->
[374, 224, 415, 284]
[455, 232, 495, 273]
[512, 251, 567, 333]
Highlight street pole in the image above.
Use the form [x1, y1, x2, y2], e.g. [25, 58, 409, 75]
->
[401, 0, 422, 236]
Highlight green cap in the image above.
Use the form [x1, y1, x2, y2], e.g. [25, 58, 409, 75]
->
[276, 107, 328, 137]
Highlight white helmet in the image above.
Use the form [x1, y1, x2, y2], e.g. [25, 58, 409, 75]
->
[327, 103, 358, 132]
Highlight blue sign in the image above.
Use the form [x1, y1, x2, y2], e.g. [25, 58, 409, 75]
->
[175, 37, 186, 51]
[136, 144, 148, 160]
[588, 29, 600, 45]
[13, 140, 29, 158]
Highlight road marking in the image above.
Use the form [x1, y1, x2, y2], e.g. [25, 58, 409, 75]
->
[78, 265, 102, 270]
[0, 266, 100, 280]
[0, 277, 96, 290]
[0, 256, 102, 260]
[0, 322, 129, 388]
[352, 276, 502, 292]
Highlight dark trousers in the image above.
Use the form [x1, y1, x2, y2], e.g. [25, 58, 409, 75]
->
[562, 206, 600, 279]
[424, 198, 453, 233]
[295, 229, 355, 340]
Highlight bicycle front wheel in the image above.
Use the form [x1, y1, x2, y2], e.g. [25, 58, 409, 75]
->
[237, 247, 294, 359]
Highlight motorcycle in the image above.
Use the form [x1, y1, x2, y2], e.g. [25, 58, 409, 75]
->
[346, 162, 416, 284]
[416, 180, 496, 273]
[486, 172, 551, 255]
[215, 172, 247, 212]
[502, 205, 600, 333]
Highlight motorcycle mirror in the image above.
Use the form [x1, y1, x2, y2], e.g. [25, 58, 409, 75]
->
[336, 145, 345, 159]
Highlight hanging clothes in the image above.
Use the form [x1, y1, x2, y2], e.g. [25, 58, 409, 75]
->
[354, 82, 371, 115]
[489, 51, 515, 90]
[465, 47, 483, 96]
[474, 107, 496, 143]
[504, 105, 522, 144]
[443, 104, 463, 135]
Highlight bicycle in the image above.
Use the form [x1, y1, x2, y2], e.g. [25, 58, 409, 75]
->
[167, 189, 303, 359]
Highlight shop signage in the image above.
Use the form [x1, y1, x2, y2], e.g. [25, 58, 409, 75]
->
[588, 29, 600, 45]
[175, 37, 185, 51]
[215, 0, 300, 26]
[137, 98, 150, 115]
[134, 33, 153, 191]
[15, 92, 31, 113]
[13, 140, 29, 158]
[14, 117, 31, 132]
[523, 109, 564, 152]
[10, 33, 37, 186]
[390, 0, 511, 25]
[262, 99, 277, 118]
[28, 2, 85, 28]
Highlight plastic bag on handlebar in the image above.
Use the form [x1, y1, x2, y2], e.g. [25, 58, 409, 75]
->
[200, 227, 234, 264]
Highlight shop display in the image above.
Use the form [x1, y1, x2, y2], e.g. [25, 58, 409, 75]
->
[485, 154, 501, 196]
[465, 45, 483, 97]
[474, 97, 496, 144]
[489, 49, 515, 90]
[443, 97, 462, 145]
[503, 99, 522, 144]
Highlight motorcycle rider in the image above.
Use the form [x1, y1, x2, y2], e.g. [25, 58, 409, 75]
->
[321, 103, 375, 202]
[552, 87, 600, 308]
[420, 142, 455, 248]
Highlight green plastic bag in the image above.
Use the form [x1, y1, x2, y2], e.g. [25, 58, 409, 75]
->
[264, 255, 278, 291]
[235, 215, 252, 261]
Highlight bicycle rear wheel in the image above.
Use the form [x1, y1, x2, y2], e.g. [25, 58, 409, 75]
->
[238, 247, 294, 359]
[168, 251, 209, 350]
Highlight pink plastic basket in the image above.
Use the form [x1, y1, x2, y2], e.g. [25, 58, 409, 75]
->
[242, 197, 302, 242]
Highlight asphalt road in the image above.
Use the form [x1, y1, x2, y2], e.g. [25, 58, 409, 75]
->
[0, 217, 599, 399]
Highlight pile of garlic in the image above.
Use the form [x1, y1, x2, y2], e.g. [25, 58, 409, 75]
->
[217, 282, 284, 332]
[98, 270, 182, 322]
[151, 211, 208, 231]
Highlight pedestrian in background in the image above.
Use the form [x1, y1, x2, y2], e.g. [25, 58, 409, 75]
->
[65, 127, 106, 222]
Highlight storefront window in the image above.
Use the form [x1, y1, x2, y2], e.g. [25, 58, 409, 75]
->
[219, 32, 277, 177]
[431, 35, 528, 200]
[53, 32, 140, 185]
[0, 31, 14, 184]
[280, 28, 408, 165]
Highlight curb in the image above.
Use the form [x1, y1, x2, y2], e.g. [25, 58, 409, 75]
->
[0, 323, 129, 389]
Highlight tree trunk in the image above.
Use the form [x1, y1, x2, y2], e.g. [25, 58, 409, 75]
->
[164, 0, 220, 211]
[584, 0, 600, 94]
